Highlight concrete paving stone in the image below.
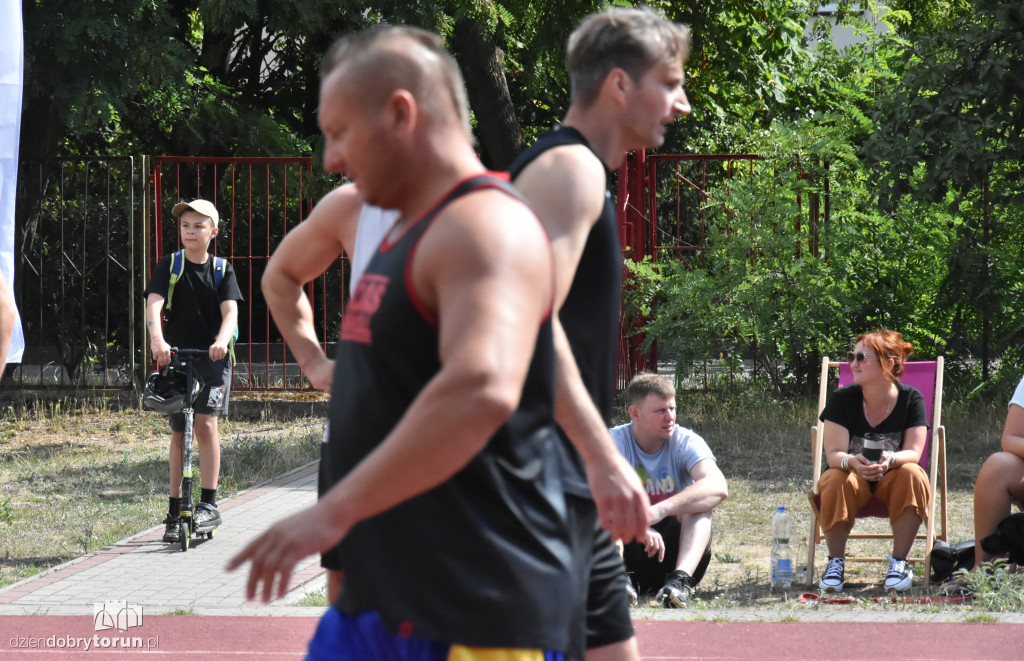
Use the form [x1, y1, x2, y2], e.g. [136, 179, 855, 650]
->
[0, 462, 320, 616]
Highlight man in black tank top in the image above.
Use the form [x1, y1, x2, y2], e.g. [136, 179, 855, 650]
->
[229, 26, 572, 658]
[509, 7, 692, 660]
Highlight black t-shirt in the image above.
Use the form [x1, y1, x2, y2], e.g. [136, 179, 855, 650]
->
[509, 125, 621, 498]
[819, 381, 928, 454]
[144, 252, 244, 350]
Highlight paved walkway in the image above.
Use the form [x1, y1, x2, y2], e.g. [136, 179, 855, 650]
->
[0, 462, 327, 618]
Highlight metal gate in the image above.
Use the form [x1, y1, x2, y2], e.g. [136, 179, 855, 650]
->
[646, 154, 765, 261]
[146, 156, 336, 392]
[11, 156, 138, 389]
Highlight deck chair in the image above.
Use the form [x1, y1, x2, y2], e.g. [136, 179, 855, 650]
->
[806, 356, 947, 587]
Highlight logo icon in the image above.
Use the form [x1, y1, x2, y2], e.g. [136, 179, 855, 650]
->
[94, 601, 143, 632]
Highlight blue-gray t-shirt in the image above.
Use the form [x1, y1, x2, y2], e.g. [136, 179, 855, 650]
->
[610, 423, 716, 506]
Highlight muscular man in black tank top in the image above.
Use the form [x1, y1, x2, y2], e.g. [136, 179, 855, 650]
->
[230, 25, 573, 658]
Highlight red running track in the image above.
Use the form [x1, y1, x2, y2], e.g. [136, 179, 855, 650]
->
[1, 616, 1022, 659]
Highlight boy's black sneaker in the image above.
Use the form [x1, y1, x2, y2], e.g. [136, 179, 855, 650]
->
[655, 570, 693, 608]
[195, 502, 222, 531]
[162, 516, 180, 543]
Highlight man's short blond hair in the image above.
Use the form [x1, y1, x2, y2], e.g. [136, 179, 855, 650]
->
[567, 7, 691, 108]
[321, 25, 472, 140]
[625, 372, 676, 407]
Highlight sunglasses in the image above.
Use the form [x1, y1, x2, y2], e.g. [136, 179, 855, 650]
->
[846, 351, 876, 364]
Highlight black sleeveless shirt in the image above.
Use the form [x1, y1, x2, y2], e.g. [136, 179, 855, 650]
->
[509, 126, 623, 498]
[324, 174, 572, 650]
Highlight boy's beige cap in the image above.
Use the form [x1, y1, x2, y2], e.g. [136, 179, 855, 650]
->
[172, 199, 220, 225]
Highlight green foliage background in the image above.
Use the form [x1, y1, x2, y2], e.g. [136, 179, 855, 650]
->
[15, 0, 1024, 399]
[631, 0, 1024, 399]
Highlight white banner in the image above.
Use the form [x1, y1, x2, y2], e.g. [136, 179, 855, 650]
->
[0, 0, 23, 363]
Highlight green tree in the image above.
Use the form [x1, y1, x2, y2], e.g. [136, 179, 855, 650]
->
[20, 1, 837, 165]
[882, 0, 974, 41]
[869, 0, 1024, 206]
[20, 0, 190, 157]
[637, 1, 1024, 395]
[20, 0, 348, 158]
[645, 118, 954, 393]
[655, 0, 815, 154]
[868, 0, 1024, 380]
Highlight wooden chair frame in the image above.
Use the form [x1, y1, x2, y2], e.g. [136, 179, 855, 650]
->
[806, 356, 948, 587]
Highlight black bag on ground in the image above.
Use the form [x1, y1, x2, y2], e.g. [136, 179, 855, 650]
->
[929, 539, 975, 584]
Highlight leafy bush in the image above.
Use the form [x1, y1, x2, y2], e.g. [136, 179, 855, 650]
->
[643, 117, 958, 394]
[961, 559, 1024, 612]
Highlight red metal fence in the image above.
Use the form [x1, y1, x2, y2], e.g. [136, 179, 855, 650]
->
[7, 151, 813, 396]
[617, 153, 765, 389]
[616, 151, 653, 389]
[147, 156, 338, 392]
[147, 153, 773, 394]
[646, 154, 764, 262]
[617, 152, 827, 390]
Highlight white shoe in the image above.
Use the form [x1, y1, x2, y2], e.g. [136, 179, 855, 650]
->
[883, 555, 913, 592]
[818, 556, 845, 592]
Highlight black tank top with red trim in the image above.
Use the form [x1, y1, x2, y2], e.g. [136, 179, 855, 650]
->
[509, 126, 623, 499]
[324, 174, 572, 650]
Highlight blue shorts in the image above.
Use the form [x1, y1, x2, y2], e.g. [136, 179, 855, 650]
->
[306, 608, 564, 661]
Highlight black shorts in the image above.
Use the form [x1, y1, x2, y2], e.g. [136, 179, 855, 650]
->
[622, 516, 712, 594]
[319, 425, 343, 571]
[566, 494, 634, 661]
[168, 354, 232, 432]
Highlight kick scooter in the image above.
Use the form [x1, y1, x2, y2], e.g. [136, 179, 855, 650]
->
[172, 348, 217, 552]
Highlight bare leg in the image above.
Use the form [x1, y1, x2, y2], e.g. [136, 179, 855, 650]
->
[587, 637, 640, 661]
[824, 521, 851, 558]
[168, 430, 184, 497]
[193, 413, 221, 490]
[973, 452, 1024, 567]
[675, 511, 712, 574]
[890, 507, 922, 559]
[326, 569, 344, 603]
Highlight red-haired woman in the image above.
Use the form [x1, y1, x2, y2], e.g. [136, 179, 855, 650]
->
[816, 329, 930, 593]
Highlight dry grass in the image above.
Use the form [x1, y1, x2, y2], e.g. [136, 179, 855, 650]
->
[0, 397, 323, 588]
[0, 387, 1011, 613]
[665, 388, 1005, 611]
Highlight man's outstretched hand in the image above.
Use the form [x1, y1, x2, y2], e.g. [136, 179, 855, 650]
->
[226, 503, 347, 603]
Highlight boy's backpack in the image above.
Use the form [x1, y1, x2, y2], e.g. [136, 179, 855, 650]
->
[165, 249, 238, 362]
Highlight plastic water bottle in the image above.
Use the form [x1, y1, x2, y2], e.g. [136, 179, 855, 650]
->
[770, 506, 793, 589]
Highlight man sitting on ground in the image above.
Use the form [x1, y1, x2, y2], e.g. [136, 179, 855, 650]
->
[611, 373, 728, 607]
